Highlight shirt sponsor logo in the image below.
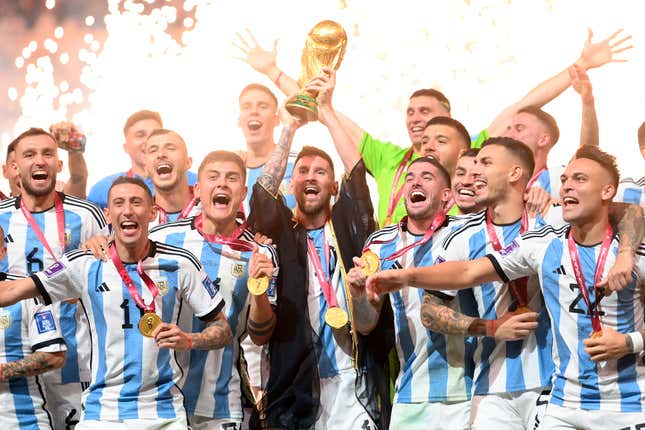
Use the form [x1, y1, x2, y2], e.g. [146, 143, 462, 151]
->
[44, 261, 65, 278]
[35, 310, 56, 333]
[499, 240, 519, 256]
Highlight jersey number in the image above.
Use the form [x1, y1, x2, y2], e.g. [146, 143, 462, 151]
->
[27, 247, 44, 274]
[120, 299, 133, 329]
[568, 284, 605, 317]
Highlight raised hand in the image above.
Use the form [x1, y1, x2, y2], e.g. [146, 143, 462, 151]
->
[577, 28, 633, 70]
[233, 28, 279, 76]
[568, 64, 593, 103]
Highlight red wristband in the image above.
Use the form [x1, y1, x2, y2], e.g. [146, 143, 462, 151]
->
[273, 70, 283, 85]
[485, 319, 496, 337]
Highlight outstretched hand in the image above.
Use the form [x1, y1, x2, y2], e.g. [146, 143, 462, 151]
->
[568, 64, 594, 104]
[233, 28, 278, 75]
[365, 269, 408, 303]
[577, 28, 632, 70]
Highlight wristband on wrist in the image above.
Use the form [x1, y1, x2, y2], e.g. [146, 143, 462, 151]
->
[485, 319, 496, 337]
[273, 70, 283, 86]
[628, 332, 644, 353]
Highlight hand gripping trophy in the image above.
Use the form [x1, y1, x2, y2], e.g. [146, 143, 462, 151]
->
[286, 20, 347, 122]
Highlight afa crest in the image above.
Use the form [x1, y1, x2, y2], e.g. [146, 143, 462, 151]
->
[231, 263, 245, 278]
[0, 309, 11, 329]
[157, 280, 169, 296]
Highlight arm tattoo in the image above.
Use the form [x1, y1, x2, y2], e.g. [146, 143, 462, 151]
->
[192, 317, 232, 350]
[258, 126, 296, 195]
[1, 351, 62, 381]
[610, 203, 645, 254]
[626, 334, 634, 353]
[351, 294, 379, 332]
[420, 291, 485, 336]
[248, 313, 276, 337]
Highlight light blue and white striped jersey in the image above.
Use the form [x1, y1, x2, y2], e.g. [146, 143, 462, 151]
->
[0, 272, 65, 430]
[244, 152, 297, 216]
[362, 218, 477, 403]
[306, 224, 354, 379]
[148, 200, 202, 230]
[438, 209, 554, 395]
[530, 165, 564, 199]
[488, 226, 645, 412]
[149, 218, 278, 420]
[0, 193, 108, 385]
[615, 177, 645, 210]
[31, 242, 225, 421]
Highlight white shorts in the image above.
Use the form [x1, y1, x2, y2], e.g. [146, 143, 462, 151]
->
[43, 381, 87, 430]
[188, 415, 242, 430]
[470, 387, 548, 430]
[542, 403, 645, 430]
[317, 372, 375, 430]
[390, 400, 470, 430]
[75, 417, 187, 430]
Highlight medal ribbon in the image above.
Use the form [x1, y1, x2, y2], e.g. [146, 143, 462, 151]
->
[156, 196, 199, 224]
[486, 209, 530, 308]
[20, 193, 66, 261]
[385, 148, 414, 223]
[194, 214, 254, 252]
[567, 224, 613, 333]
[109, 243, 159, 312]
[306, 227, 340, 309]
[526, 167, 546, 190]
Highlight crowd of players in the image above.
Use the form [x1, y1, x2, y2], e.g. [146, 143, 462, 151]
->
[0, 26, 643, 430]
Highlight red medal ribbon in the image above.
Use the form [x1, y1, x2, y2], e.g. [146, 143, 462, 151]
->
[109, 242, 159, 313]
[567, 224, 613, 333]
[194, 214, 254, 252]
[306, 227, 340, 309]
[125, 168, 135, 178]
[156, 196, 199, 224]
[19, 193, 66, 261]
[385, 148, 414, 222]
[486, 209, 530, 309]
[526, 167, 546, 190]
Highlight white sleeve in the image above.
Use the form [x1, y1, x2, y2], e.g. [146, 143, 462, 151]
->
[181, 261, 225, 320]
[25, 300, 66, 353]
[81, 206, 109, 240]
[486, 234, 538, 282]
[433, 230, 471, 298]
[257, 244, 279, 306]
[32, 252, 88, 305]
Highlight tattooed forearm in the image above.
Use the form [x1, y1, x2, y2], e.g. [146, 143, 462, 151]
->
[610, 202, 645, 254]
[351, 294, 381, 335]
[258, 125, 296, 195]
[248, 313, 276, 345]
[192, 314, 232, 350]
[420, 291, 485, 336]
[0, 351, 65, 381]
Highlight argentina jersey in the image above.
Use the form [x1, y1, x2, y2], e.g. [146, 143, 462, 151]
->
[530, 166, 564, 199]
[615, 177, 645, 210]
[149, 217, 278, 420]
[148, 200, 202, 230]
[438, 210, 553, 395]
[31, 242, 224, 421]
[306, 224, 354, 378]
[0, 272, 66, 430]
[243, 151, 297, 217]
[0, 193, 107, 386]
[363, 219, 475, 404]
[488, 226, 645, 412]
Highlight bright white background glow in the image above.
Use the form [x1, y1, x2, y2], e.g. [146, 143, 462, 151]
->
[4, 0, 644, 194]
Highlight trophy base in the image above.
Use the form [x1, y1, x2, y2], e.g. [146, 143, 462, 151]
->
[286, 93, 318, 122]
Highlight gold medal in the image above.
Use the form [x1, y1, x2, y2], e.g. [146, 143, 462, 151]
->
[383, 216, 393, 227]
[360, 250, 380, 277]
[247, 276, 269, 296]
[590, 330, 603, 339]
[138, 312, 162, 337]
[325, 306, 348, 329]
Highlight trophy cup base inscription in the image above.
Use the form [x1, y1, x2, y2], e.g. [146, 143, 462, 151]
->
[286, 93, 319, 122]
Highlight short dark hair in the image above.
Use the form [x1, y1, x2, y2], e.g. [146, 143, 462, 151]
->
[294, 146, 335, 177]
[145, 128, 185, 147]
[517, 106, 560, 146]
[198, 151, 247, 182]
[239, 83, 278, 108]
[408, 156, 451, 188]
[409, 88, 451, 113]
[459, 148, 479, 159]
[123, 110, 162, 136]
[482, 137, 535, 185]
[638, 121, 645, 148]
[108, 176, 153, 204]
[425, 116, 470, 150]
[10, 128, 57, 154]
[6, 140, 17, 162]
[572, 145, 620, 189]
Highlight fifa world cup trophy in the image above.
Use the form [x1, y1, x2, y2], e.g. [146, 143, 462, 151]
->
[286, 20, 347, 122]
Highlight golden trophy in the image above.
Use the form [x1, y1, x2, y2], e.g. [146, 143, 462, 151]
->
[286, 20, 348, 122]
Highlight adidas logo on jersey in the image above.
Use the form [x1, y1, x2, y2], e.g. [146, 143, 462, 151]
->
[552, 265, 566, 275]
[4, 234, 13, 243]
[95, 282, 110, 293]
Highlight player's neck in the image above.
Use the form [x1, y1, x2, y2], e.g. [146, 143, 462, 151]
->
[129, 162, 147, 178]
[154, 181, 192, 213]
[407, 210, 441, 235]
[246, 140, 275, 168]
[487, 192, 524, 224]
[116, 239, 150, 263]
[570, 212, 610, 246]
[200, 214, 239, 237]
[21, 191, 56, 212]
[533, 152, 548, 174]
[296, 207, 330, 230]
